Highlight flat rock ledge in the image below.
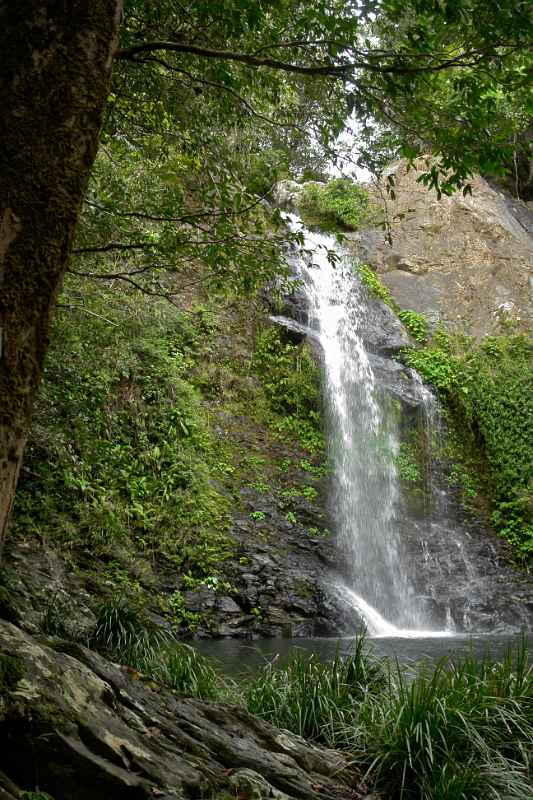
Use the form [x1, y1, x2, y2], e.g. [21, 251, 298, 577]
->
[0, 621, 362, 800]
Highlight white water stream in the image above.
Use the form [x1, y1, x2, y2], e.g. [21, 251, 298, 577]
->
[287, 215, 452, 637]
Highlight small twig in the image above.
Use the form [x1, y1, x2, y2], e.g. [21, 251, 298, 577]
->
[57, 304, 119, 326]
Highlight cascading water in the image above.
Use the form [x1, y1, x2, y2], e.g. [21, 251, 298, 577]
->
[285, 214, 449, 636]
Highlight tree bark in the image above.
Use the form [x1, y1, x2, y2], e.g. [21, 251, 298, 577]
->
[0, 1, 123, 553]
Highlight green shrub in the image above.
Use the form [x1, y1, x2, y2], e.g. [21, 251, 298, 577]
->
[356, 264, 397, 308]
[404, 345, 459, 392]
[395, 442, 422, 484]
[398, 309, 429, 343]
[299, 178, 370, 231]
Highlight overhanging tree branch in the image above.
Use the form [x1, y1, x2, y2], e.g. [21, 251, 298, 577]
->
[73, 241, 159, 254]
[131, 55, 305, 131]
[115, 39, 522, 76]
[116, 41, 350, 75]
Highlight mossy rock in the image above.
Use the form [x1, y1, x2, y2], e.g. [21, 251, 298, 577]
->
[0, 654, 24, 693]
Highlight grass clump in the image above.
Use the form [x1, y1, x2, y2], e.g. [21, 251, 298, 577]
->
[299, 178, 370, 231]
[151, 643, 226, 700]
[89, 596, 170, 669]
[89, 596, 227, 699]
[21, 793, 55, 800]
[243, 638, 532, 800]
[244, 636, 385, 744]
[352, 643, 533, 800]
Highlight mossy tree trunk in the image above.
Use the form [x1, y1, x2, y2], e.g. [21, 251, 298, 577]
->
[0, 1, 123, 553]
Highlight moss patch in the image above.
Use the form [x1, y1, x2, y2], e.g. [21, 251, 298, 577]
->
[0, 654, 24, 693]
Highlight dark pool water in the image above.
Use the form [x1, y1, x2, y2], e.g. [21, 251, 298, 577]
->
[193, 633, 528, 677]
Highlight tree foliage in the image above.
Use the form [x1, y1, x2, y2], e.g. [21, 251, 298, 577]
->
[1, 0, 532, 548]
[354, 1, 533, 194]
[72, 0, 533, 302]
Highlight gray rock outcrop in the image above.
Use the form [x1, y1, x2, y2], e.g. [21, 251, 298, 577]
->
[0, 620, 360, 799]
[348, 162, 533, 337]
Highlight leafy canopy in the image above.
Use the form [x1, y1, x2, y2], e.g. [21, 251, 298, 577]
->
[69, 0, 532, 304]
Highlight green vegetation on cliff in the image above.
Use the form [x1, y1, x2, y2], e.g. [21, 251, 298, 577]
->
[406, 333, 533, 559]
[14, 287, 233, 582]
[11, 264, 327, 634]
[299, 179, 371, 232]
[351, 259, 532, 559]
[252, 327, 323, 453]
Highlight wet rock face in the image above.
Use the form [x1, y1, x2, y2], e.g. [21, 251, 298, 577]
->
[189, 481, 359, 640]
[397, 450, 533, 633]
[0, 621, 359, 800]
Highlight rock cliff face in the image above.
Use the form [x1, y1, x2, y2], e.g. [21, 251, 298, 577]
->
[350, 162, 533, 337]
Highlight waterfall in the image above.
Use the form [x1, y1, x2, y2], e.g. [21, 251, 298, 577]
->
[286, 214, 451, 635]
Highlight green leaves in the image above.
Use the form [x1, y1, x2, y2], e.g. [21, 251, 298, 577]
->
[299, 178, 370, 231]
[253, 326, 324, 453]
[404, 333, 533, 558]
[84, 0, 532, 313]
[398, 310, 428, 343]
[13, 284, 234, 576]
[356, 264, 397, 307]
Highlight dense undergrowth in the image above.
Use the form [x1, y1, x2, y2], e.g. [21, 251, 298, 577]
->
[81, 596, 533, 800]
[12, 268, 326, 631]
[252, 327, 324, 453]
[14, 283, 235, 591]
[405, 332, 533, 559]
[247, 639, 533, 800]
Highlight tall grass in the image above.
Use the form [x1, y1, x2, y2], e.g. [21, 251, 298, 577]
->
[244, 637, 532, 800]
[244, 635, 386, 744]
[351, 645, 532, 799]
[89, 596, 228, 699]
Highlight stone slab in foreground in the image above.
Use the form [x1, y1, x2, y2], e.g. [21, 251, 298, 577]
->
[0, 621, 360, 800]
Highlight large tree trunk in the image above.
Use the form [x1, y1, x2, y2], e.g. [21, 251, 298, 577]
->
[0, 1, 123, 553]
